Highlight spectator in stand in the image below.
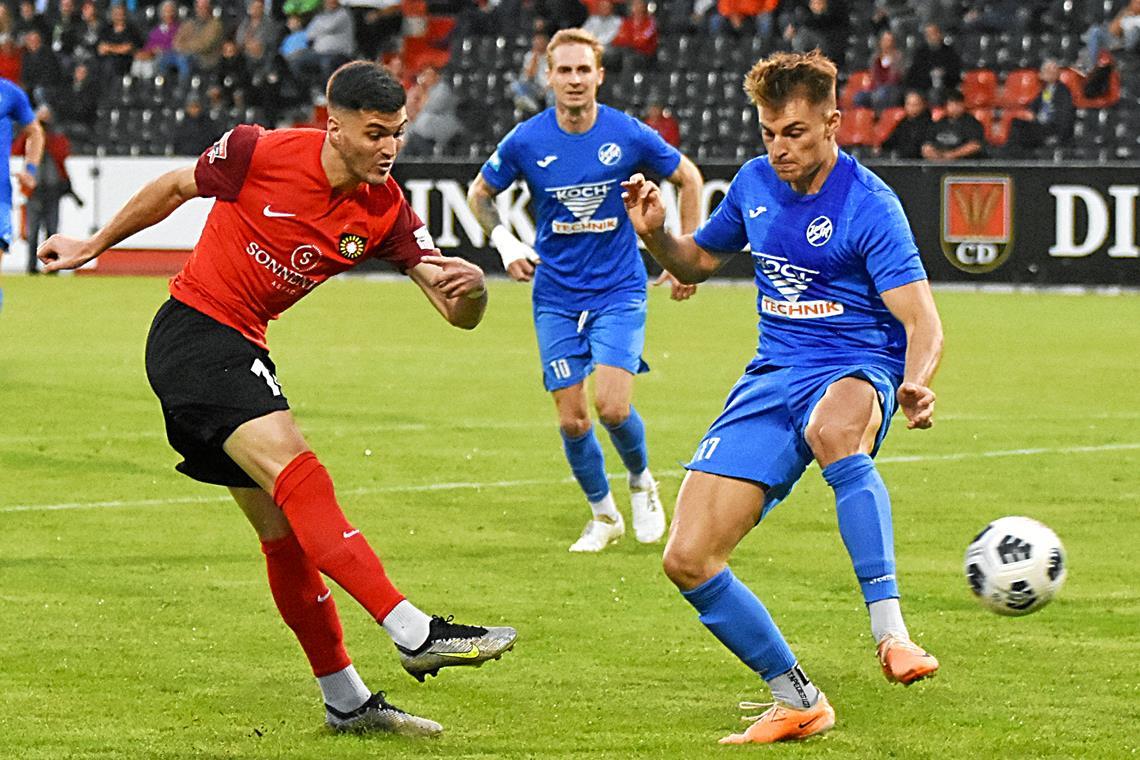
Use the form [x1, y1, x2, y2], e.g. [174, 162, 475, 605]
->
[449, 0, 506, 40]
[16, 104, 79, 272]
[49, 0, 84, 69]
[878, 90, 933, 159]
[280, 13, 309, 58]
[855, 30, 906, 112]
[246, 37, 303, 123]
[643, 102, 680, 147]
[236, 0, 281, 63]
[172, 0, 224, 78]
[96, 3, 144, 79]
[139, 0, 180, 79]
[608, 0, 657, 70]
[0, 34, 20, 84]
[75, 0, 101, 64]
[20, 29, 61, 104]
[14, 0, 49, 46]
[216, 38, 251, 100]
[288, 0, 355, 92]
[711, 0, 777, 38]
[1084, 0, 1140, 65]
[52, 60, 99, 132]
[904, 23, 960, 106]
[921, 88, 985, 160]
[536, 0, 589, 32]
[351, 0, 402, 58]
[1004, 59, 1075, 157]
[403, 65, 462, 156]
[582, 0, 621, 47]
[511, 30, 550, 118]
[784, 0, 848, 66]
[961, 0, 1025, 34]
[0, 7, 13, 42]
[172, 96, 218, 155]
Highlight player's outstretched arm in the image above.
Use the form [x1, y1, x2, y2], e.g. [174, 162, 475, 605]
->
[881, 279, 944, 430]
[467, 173, 540, 282]
[409, 254, 488, 330]
[621, 173, 724, 284]
[38, 166, 199, 272]
[654, 155, 705, 301]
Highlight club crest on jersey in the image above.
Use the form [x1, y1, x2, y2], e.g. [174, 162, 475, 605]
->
[338, 233, 367, 260]
[597, 142, 622, 166]
[940, 175, 1013, 273]
[547, 180, 618, 234]
[805, 216, 833, 247]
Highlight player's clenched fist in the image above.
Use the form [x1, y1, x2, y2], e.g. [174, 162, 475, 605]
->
[897, 382, 936, 429]
[38, 234, 99, 273]
[621, 173, 666, 237]
[420, 254, 487, 299]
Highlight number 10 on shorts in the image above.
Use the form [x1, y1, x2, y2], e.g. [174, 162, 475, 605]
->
[251, 358, 282, 396]
[549, 358, 572, 381]
[694, 437, 721, 461]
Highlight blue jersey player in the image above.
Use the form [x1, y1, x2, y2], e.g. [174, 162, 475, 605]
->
[623, 51, 945, 744]
[468, 28, 704, 553]
[0, 77, 43, 310]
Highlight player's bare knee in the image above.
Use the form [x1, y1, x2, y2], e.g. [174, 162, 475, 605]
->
[559, 416, 592, 438]
[662, 544, 718, 590]
[597, 402, 629, 428]
[804, 419, 862, 461]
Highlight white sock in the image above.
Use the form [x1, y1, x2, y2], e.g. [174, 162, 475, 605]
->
[317, 664, 371, 713]
[381, 599, 432, 650]
[868, 598, 910, 643]
[766, 663, 821, 709]
[629, 468, 653, 490]
[588, 492, 621, 521]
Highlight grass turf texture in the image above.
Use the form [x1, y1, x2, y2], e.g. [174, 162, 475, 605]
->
[1, 275, 1137, 759]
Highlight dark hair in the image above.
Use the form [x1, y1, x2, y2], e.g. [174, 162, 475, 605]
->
[744, 50, 837, 110]
[945, 88, 965, 103]
[326, 60, 406, 113]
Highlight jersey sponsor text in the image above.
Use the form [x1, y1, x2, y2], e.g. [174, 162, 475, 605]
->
[761, 295, 844, 319]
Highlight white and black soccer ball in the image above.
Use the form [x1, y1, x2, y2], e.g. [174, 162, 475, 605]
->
[963, 516, 1067, 616]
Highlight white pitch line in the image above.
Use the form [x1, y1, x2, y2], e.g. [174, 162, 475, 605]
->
[2, 441, 1136, 514]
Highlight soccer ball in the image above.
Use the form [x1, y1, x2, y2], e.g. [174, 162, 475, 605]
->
[963, 516, 1067, 616]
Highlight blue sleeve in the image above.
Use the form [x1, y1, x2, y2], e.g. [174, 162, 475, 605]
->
[480, 124, 522, 191]
[10, 84, 34, 126]
[693, 171, 748, 253]
[633, 118, 681, 179]
[854, 191, 928, 293]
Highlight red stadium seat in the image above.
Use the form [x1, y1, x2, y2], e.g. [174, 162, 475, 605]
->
[1001, 69, 1042, 108]
[873, 107, 906, 146]
[840, 70, 872, 111]
[837, 108, 876, 147]
[971, 108, 996, 144]
[961, 69, 998, 109]
[1061, 66, 1122, 109]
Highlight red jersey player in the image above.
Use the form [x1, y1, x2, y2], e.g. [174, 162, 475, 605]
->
[37, 61, 516, 737]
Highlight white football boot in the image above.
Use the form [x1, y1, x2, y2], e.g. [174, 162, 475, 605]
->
[569, 513, 625, 552]
[629, 475, 666, 543]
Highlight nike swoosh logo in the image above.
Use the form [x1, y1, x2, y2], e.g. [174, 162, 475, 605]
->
[342, 529, 360, 539]
[798, 716, 820, 730]
[536, 155, 558, 167]
[316, 590, 331, 603]
[748, 205, 767, 218]
[439, 645, 481, 659]
[263, 204, 296, 218]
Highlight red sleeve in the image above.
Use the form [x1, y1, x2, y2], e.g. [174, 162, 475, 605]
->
[194, 124, 262, 201]
[372, 185, 435, 273]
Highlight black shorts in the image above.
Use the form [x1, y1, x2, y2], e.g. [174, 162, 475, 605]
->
[145, 298, 290, 488]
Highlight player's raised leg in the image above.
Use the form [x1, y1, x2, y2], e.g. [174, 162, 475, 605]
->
[805, 377, 938, 685]
[663, 472, 834, 744]
[224, 411, 517, 681]
[594, 364, 665, 543]
[230, 486, 442, 736]
[554, 382, 625, 552]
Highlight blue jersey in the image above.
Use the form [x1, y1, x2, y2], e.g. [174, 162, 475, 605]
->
[480, 105, 682, 310]
[694, 151, 927, 376]
[0, 78, 35, 202]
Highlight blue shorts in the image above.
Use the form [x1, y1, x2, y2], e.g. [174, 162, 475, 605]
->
[533, 298, 650, 391]
[686, 362, 900, 520]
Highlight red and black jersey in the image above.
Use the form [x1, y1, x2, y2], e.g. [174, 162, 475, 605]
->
[169, 125, 432, 348]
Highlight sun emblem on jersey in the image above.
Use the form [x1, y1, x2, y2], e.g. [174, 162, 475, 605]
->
[338, 233, 367, 260]
[805, 215, 833, 247]
[597, 142, 622, 166]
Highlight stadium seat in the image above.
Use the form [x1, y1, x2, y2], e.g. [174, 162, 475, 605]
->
[873, 107, 905, 147]
[839, 70, 872, 110]
[1001, 69, 1041, 108]
[962, 69, 998, 108]
[992, 108, 1032, 145]
[837, 108, 875, 147]
[1060, 66, 1121, 109]
[971, 108, 996, 144]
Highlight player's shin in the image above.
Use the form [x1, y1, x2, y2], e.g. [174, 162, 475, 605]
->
[560, 428, 616, 517]
[602, 405, 649, 477]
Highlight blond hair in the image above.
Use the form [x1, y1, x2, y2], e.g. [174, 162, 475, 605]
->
[546, 28, 604, 69]
[743, 50, 838, 110]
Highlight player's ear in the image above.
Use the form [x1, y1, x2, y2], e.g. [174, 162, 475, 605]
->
[824, 108, 841, 139]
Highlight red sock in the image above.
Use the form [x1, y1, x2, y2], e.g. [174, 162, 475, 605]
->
[261, 533, 351, 677]
[273, 451, 405, 622]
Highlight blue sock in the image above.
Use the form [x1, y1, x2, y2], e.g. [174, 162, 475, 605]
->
[681, 566, 797, 679]
[602, 405, 648, 474]
[822, 453, 899, 603]
[560, 427, 610, 502]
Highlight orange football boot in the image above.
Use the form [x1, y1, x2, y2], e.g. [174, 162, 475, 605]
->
[877, 634, 940, 685]
[718, 694, 835, 745]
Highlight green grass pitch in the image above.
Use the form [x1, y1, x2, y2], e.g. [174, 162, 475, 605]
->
[1, 275, 1137, 759]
